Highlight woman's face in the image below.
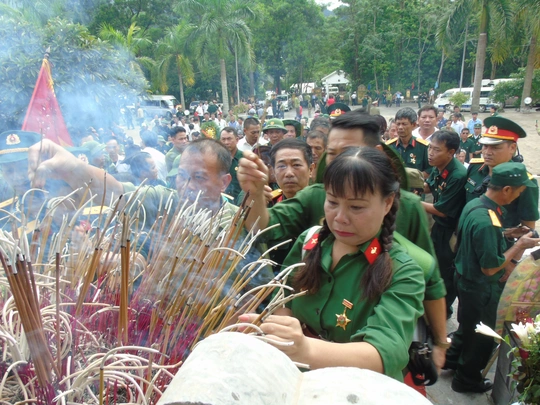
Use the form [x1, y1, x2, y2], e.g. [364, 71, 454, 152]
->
[324, 185, 394, 247]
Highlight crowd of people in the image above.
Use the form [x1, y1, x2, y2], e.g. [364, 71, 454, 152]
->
[0, 101, 538, 398]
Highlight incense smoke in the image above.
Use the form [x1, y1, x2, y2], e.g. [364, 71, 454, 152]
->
[0, 13, 148, 142]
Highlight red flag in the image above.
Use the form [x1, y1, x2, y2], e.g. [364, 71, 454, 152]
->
[22, 58, 73, 146]
[411, 82, 415, 90]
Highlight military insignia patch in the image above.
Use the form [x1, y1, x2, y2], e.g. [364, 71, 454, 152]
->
[6, 134, 20, 145]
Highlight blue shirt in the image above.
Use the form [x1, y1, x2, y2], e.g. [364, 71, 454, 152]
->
[467, 118, 482, 133]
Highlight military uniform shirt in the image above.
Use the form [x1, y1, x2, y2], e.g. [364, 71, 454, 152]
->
[263, 183, 445, 301]
[464, 160, 539, 227]
[426, 158, 467, 229]
[386, 136, 430, 172]
[459, 138, 475, 162]
[165, 148, 181, 173]
[225, 149, 244, 200]
[470, 135, 483, 157]
[455, 196, 507, 283]
[283, 231, 425, 381]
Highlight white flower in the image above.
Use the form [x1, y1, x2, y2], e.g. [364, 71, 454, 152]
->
[511, 322, 531, 347]
[475, 322, 504, 341]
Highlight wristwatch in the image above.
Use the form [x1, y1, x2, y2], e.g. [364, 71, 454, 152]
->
[434, 337, 452, 349]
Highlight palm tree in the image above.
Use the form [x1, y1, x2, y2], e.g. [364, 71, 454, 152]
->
[177, 0, 256, 113]
[442, 0, 512, 111]
[515, 0, 540, 111]
[155, 23, 195, 111]
[98, 22, 154, 81]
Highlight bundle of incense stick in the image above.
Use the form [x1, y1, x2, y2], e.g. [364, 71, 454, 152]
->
[0, 187, 306, 404]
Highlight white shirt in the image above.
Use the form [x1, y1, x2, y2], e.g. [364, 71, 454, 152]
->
[237, 136, 269, 152]
[142, 147, 167, 181]
[412, 127, 437, 142]
[451, 121, 464, 134]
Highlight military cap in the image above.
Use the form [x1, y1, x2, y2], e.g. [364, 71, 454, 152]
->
[327, 102, 351, 117]
[474, 123, 482, 129]
[263, 118, 287, 133]
[0, 131, 41, 164]
[283, 119, 302, 137]
[81, 141, 106, 158]
[479, 116, 526, 145]
[168, 154, 182, 177]
[490, 162, 537, 188]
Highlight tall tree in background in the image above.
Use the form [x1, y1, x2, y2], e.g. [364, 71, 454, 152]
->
[443, 0, 511, 111]
[177, 0, 255, 113]
[155, 23, 195, 110]
[515, 0, 540, 111]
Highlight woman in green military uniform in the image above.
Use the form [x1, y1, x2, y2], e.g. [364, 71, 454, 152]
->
[241, 148, 425, 381]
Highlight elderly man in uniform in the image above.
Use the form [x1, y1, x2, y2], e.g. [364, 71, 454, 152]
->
[263, 118, 288, 147]
[465, 116, 539, 230]
[470, 122, 483, 158]
[423, 129, 467, 318]
[238, 111, 451, 373]
[445, 163, 540, 393]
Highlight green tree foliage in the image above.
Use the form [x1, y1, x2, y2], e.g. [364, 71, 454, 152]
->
[0, 15, 147, 135]
[491, 68, 540, 106]
[448, 91, 469, 108]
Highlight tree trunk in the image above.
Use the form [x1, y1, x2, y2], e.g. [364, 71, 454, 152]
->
[471, 8, 488, 112]
[235, 48, 241, 106]
[521, 34, 537, 111]
[249, 70, 255, 101]
[437, 51, 446, 86]
[490, 62, 497, 80]
[220, 58, 229, 114]
[459, 19, 469, 90]
[178, 69, 185, 111]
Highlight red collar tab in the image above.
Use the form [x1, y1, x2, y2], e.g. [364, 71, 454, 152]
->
[364, 238, 382, 264]
[303, 233, 320, 251]
[496, 206, 502, 216]
[411, 138, 416, 147]
[441, 169, 449, 179]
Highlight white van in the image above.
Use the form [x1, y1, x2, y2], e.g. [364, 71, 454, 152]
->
[461, 87, 498, 112]
[434, 88, 472, 111]
[434, 87, 497, 112]
[140, 95, 180, 118]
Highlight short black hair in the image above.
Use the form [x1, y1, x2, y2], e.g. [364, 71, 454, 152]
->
[183, 138, 232, 173]
[244, 117, 259, 129]
[140, 130, 158, 148]
[330, 110, 381, 147]
[220, 126, 238, 137]
[418, 104, 438, 118]
[431, 129, 460, 152]
[170, 126, 187, 136]
[270, 138, 313, 168]
[306, 130, 328, 148]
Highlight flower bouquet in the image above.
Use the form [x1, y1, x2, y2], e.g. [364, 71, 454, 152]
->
[476, 317, 540, 404]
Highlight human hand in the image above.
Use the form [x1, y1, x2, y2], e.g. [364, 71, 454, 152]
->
[28, 139, 80, 189]
[237, 151, 269, 196]
[238, 314, 309, 362]
[263, 185, 273, 203]
[515, 232, 540, 250]
[503, 226, 531, 239]
[431, 345, 446, 374]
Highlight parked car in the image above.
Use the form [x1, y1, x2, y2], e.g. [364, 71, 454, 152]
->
[140, 95, 179, 119]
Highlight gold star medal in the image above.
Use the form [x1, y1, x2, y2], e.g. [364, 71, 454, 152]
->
[336, 299, 353, 331]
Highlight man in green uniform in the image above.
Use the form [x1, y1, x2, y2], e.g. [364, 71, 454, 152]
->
[386, 107, 430, 172]
[165, 127, 188, 172]
[238, 111, 451, 371]
[283, 119, 302, 139]
[263, 118, 287, 147]
[219, 126, 243, 200]
[445, 163, 540, 393]
[458, 128, 475, 163]
[423, 130, 467, 318]
[464, 116, 539, 230]
[470, 122, 483, 158]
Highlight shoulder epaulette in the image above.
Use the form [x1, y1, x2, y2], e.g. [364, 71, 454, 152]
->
[469, 158, 484, 164]
[528, 172, 534, 180]
[468, 134, 473, 138]
[271, 189, 283, 199]
[416, 137, 429, 146]
[386, 138, 398, 145]
[488, 209, 502, 227]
